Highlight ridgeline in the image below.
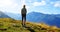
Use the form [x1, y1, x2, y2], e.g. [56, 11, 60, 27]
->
[0, 18, 60, 32]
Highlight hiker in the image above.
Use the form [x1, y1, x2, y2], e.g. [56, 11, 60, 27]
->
[21, 5, 27, 27]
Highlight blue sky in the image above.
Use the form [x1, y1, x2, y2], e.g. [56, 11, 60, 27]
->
[0, 0, 60, 14]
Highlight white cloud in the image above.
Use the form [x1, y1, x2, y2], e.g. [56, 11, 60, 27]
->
[0, 0, 13, 7]
[0, 0, 19, 14]
[0, 0, 30, 14]
[5, 10, 20, 14]
[0, 0, 18, 7]
[33, 0, 46, 6]
[20, 0, 26, 8]
[26, 6, 30, 9]
[54, 1, 60, 7]
[11, 3, 18, 8]
[0, 0, 18, 8]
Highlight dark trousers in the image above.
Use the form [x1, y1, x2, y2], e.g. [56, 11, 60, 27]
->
[22, 14, 26, 26]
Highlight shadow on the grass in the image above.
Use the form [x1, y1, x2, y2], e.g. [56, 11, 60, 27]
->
[24, 26, 35, 32]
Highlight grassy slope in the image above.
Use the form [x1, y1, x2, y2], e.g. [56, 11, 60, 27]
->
[0, 18, 60, 32]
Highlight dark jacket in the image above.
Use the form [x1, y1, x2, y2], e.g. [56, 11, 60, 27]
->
[21, 8, 27, 14]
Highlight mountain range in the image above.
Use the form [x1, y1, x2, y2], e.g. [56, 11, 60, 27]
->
[0, 11, 10, 18]
[27, 12, 60, 28]
[0, 11, 60, 28]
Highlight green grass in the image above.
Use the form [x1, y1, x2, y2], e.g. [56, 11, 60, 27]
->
[0, 18, 60, 32]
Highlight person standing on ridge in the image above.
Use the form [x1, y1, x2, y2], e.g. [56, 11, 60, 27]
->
[21, 5, 27, 27]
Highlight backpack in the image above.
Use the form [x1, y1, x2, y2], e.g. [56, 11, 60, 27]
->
[21, 8, 27, 14]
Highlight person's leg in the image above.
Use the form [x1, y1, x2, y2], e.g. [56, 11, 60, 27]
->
[22, 15, 23, 26]
[24, 14, 26, 26]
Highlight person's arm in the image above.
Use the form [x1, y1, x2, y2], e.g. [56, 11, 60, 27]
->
[25, 9, 27, 14]
[21, 9, 23, 14]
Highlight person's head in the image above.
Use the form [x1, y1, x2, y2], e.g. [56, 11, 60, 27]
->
[23, 5, 26, 8]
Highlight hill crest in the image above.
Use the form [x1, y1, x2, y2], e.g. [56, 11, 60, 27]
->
[0, 18, 60, 32]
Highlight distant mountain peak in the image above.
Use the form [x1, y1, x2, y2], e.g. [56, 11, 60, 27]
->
[0, 11, 10, 18]
[27, 12, 60, 28]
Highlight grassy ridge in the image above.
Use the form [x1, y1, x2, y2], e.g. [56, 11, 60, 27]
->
[0, 18, 60, 32]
